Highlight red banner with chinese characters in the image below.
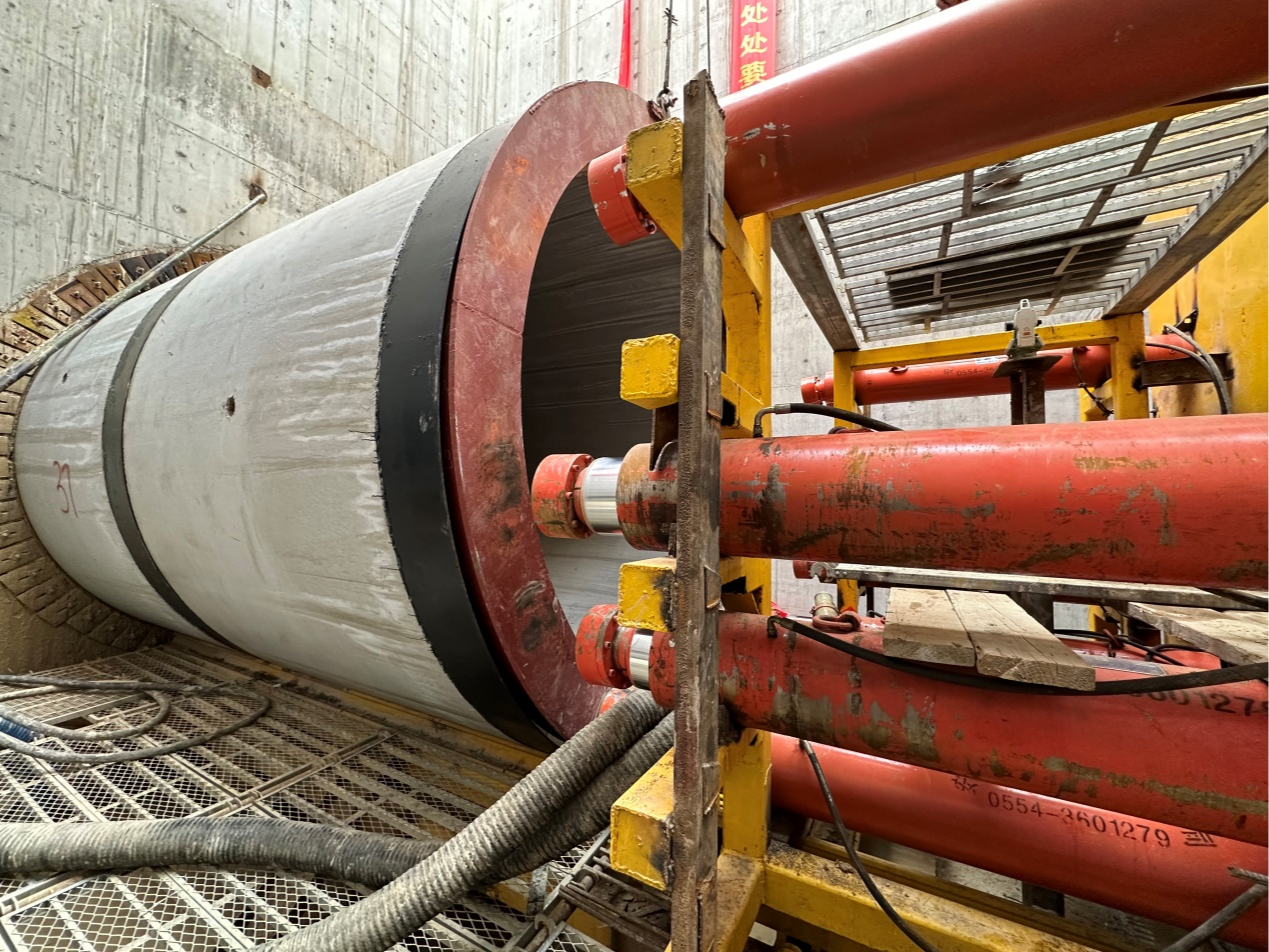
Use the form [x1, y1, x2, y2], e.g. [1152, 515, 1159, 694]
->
[731, 1, 777, 91]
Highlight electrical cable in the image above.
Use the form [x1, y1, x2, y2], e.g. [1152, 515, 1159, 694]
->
[752, 402, 902, 438]
[798, 738, 940, 952]
[0, 672, 271, 765]
[1051, 629, 1192, 666]
[1154, 327, 1232, 414]
[768, 616, 1268, 695]
[1070, 348, 1112, 418]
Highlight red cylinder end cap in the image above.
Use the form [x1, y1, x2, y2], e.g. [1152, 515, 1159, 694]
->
[532, 453, 594, 540]
[799, 372, 834, 405]
[576, 604, 631, 689]
[792, 560, 815, 580]
[587, 145, 658, 246]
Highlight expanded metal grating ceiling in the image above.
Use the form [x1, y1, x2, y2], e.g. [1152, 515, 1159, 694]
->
[0, 646, 634, 952]
[809, 95, 1268, 343]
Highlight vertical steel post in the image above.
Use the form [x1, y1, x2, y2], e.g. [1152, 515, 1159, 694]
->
[830, 349, 860, 610]
[1000, 354, 1061, 630]
[671, 71, 726, 952]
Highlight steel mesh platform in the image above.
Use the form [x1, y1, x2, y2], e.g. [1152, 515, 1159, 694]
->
[0, 644, 615, 952]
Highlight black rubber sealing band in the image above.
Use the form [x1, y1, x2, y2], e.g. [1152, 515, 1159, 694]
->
[102, 274, 238, 649]
[377, 126, 558, 752]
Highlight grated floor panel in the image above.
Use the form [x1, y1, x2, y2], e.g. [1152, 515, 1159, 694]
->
[0, 645, 612, 952]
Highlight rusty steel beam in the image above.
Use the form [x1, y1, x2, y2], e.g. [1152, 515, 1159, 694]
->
[669, 72, 726, 952]
[770, 737, 1267, 949]
[575, 608, 1268, 845]
[718, 0, 1267, 217]
[536, 414, 1268, 589]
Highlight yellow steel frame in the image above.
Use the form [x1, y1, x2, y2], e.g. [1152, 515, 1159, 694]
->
[609, 730, 1106, 952]
[600, 116, 1136, 952]
[617, 118, 772, 619]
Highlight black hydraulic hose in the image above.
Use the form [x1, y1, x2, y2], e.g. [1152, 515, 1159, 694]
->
[1155, 326, 1232, 414]
[0, 673, 271, 765]
[0, 717, 677, 892]
[768, 616, 1269, 695]
[260, 690, 665, 951]
[752, 402, 902, 438]
[799, 739, 940, 952]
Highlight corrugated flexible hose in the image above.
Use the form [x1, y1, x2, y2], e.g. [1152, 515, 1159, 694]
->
[0, 692, 672, 949]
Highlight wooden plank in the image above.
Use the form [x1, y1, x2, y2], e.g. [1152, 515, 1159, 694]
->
[670, 71, 726, 952]
[882, 588, 976, 666]
[1127, 603, 1268, 666]
[1108, 136, 1267, 315]
[949, 590, 1096, 690]
[812, 561, 1258, 610]
[770, 213, 859, 350]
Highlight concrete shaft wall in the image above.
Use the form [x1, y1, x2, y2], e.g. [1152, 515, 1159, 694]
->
[3, 0, 1072, 626]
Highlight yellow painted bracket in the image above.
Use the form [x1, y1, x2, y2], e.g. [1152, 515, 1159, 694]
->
[610, 747, 674, 890]
[610, 733, 768, 952]
[620, 332, 762, 435]
[625, 120, 765, 304]
[620, 334, 680, 410]
[617, 557, 676, 631]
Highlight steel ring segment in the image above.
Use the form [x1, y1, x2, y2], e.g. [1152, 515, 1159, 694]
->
[444, 83, 663, 741]
[101, 274, 237, 650]
[378, 123, 560, 752]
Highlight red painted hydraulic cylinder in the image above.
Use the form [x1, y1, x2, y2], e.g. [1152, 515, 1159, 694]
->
[770, 737, 1267, 948]
[608, 414, 1269, 589]
[801, 337, 1193, 407]
[580, 609, 1268, 844]
[718, 0, 1267, 217]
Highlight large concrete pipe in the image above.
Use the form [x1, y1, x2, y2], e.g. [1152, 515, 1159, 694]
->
[14, 82, 681, 751]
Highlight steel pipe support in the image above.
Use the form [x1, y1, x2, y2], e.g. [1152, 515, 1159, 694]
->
[583, 0, 1267, 231]
[575, 607, 1268, 844]
[720, 0, 1267, 217]
[770, 738, 1267, 948]
[801, 336, 1195, 407]
[534, 414, 1268, 589]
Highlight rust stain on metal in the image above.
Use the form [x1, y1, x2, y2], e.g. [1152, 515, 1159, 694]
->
[1220, 559, 1269, 582]
[900, 703, 939, 762]
[856, 701, 893, 752]
[1072, 455, 1162, 471]
[988, 750, 1012, 779]
[1041, 756, 1268, 820]
[480, 440, 524, 510]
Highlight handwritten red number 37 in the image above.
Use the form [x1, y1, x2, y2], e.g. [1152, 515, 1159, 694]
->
[53, 461, 78, 516]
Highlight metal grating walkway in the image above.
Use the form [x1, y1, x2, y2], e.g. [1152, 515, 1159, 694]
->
[809, 94, 1268, 342]
[0, 644, 621, 952]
